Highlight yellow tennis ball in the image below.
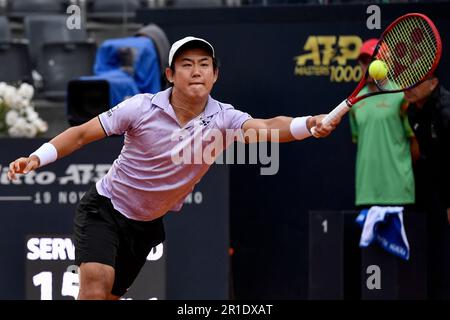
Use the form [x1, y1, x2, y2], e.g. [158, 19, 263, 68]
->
[368, 60, 388, 80]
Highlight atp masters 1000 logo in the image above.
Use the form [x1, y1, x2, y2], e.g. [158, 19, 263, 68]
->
[294, 35, 363, 83]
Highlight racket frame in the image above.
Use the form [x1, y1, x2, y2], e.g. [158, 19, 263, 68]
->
[348, 12, 442, 107]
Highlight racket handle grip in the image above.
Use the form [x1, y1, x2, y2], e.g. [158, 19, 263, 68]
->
[311, 100, 351, 137]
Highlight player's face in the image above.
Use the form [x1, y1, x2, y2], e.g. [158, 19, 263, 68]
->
[404, 78, 438, 104]
[167, 48, 218, 100]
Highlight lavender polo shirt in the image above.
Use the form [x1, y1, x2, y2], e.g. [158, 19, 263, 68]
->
[96, 87, 252, 221]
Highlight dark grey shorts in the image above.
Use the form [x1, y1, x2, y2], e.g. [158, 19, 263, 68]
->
[73, 185, 165, 296]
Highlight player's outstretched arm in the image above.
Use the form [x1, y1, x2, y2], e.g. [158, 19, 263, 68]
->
[7, 117, 106, 180]
[242, 114, 339, 143]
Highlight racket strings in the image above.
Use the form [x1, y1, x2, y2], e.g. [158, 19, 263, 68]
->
[383, 18, 432, 87]
[376, 16, 439, 91]
[386, 20, 434, 88]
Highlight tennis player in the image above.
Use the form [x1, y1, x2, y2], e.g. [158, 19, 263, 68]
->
[8, 36, 339, 300]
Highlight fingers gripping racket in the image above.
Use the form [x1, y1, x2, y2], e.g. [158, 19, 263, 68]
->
[311, 13, 442, 136]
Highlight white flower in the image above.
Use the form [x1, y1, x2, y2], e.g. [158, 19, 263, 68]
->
[12, 96, 25, 110]
[8, 124, 25, 137]
[1, 82, 43, 138]
[23, 122, 37, 138]
[23, 98, 32, 108]
[33, 118, 48, 133]
[25, 107, 39, 122]
[14, 116, 27, 128]
[17, 83, 34, 100]
[7, 118, 39, 138]
[5, 110, 19, 126]
[3, 87, 26, 111]
[3, 86, 17, 106]
[18, 98, 31, 109]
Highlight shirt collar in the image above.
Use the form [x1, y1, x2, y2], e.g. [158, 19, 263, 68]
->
[152, 87, 172, 111]
[152, 87, 222, 118]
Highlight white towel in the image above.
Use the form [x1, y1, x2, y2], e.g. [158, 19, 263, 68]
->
[356, 206, 410, 260]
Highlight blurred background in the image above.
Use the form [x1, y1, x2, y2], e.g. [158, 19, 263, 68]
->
[0, 0, 449, 300]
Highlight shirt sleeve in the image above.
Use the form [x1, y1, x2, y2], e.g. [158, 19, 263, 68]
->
[215, 106, 252, 145]
[223, 108, 253, 130]
[98, 94, 146, 136]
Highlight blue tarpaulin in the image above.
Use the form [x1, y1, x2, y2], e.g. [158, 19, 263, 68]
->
[94, 36, 161, 95]
[78, 36, 161, 107]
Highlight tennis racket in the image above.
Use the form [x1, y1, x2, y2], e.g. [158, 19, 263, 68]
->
[311, 12, 442, 136]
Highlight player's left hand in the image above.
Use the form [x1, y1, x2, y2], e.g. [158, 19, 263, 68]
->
[308, 114, 340, 138]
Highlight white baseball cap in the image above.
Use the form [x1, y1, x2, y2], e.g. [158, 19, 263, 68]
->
[168, 36, 215, 67]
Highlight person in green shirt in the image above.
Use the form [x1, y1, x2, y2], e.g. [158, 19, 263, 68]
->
[350, 38, 415, 208]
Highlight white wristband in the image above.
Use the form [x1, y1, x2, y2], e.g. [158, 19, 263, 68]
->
[30, 143, 58, 168]
[290, 116, 312, 140]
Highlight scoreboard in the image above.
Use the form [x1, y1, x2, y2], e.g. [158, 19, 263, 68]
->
[25, 236, 165, 300]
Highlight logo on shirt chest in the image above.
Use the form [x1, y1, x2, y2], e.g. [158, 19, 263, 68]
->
[199, 115, 214, 127]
